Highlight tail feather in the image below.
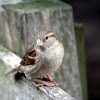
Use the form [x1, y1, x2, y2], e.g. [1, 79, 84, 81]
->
[5, 65, 21, 76]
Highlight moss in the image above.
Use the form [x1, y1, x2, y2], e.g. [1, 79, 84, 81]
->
[60, 66, 64, 76]
[4, 0, 71, 13]
[53, 72, 59, 82]
[0, 33, 7, 47]
[0, 60, 6, 76]
[0, 59, 13, 85]
[0, 45, 8, 52]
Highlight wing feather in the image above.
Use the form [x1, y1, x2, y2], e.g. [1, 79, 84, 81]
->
[20, 45, 36, 66]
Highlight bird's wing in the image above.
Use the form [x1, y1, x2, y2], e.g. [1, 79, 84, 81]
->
[5, 45, 37, 76]
[20, 45, 37, 66]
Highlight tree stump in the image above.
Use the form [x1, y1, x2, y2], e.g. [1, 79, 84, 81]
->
[0, 1, 87, 100]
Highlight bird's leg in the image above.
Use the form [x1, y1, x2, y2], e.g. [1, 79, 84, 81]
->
[31, 78, 57, 87]
[47, 75, 55, 82]
[42, 75, 60, 86]
[42, 75, 54, 82]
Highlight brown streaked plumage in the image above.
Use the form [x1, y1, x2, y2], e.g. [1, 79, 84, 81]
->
[20, 45, 36, 66]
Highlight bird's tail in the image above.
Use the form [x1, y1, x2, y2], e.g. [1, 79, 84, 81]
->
[5, 65, 21, 76]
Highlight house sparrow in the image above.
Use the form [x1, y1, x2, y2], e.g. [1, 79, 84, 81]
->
[6, 31, 64, 87]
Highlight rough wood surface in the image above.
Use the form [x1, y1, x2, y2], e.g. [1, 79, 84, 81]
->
[0, 45, 75, 100]
[0, 1, 87, 100]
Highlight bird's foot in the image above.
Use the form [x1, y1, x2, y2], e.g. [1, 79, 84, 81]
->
[31, 78, 59, 87]
[42, 75, 60, 87]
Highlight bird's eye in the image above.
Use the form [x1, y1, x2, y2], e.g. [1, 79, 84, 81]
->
[45, 36, 49, 40]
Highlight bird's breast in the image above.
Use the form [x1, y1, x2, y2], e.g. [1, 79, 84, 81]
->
[39, 42, 64, 73]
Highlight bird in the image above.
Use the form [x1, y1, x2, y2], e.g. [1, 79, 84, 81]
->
[5, 31, 64, 87]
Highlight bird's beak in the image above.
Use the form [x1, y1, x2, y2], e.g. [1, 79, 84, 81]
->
[36, 39, 43, 46]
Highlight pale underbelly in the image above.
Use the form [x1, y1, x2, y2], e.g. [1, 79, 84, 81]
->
[24, 59, 59, 79]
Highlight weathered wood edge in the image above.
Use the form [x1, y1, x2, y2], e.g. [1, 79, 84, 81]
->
[0, 45, 75, 100]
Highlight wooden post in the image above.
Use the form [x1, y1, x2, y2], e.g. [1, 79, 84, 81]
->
[0, 1, 87, 100]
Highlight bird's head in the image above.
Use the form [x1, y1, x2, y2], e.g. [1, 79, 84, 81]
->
[35, 31, 59, 51]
